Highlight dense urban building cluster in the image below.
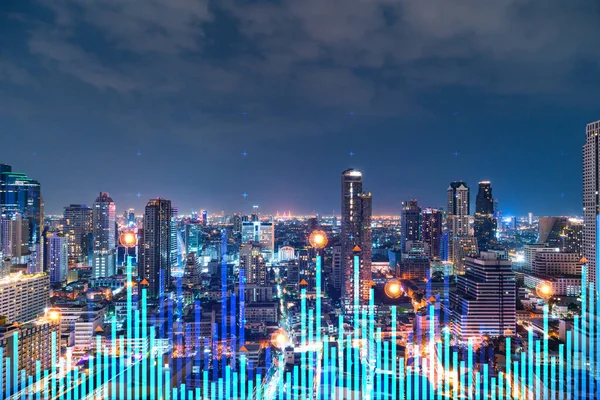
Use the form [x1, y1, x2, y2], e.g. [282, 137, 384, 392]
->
[0, 121, 599, 398]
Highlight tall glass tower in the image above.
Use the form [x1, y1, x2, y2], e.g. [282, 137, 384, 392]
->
[139, 198, 173, 298]
[341, 169, 372, 309]
[91, 192, 116, 278]
[474, 181, 496, 252]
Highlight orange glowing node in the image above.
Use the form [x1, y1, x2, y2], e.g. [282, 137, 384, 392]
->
[120, 229, 137, 248]
[309, 230, 328, 249]
[535, 282, 553, 300]
[48, 310, 60, 321]
[384, 279, 402, 299]
[270, 329, 289, 349]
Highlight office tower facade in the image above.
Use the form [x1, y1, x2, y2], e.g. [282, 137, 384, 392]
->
[340, 169, 373, 307]
[452, 236, 479, 272]
[240, 243, 266, 286]
[421, 208, 442, 260]
[538, 216, 583, 255]
[331, 245, 342, 290]
[241, 221, 275, 261]
[583, 120, 600, 284]
[474, 181, 496, 252]
[397, 245, 430, 281]
[183, 253, 200, 288]
[0, 272, 50, 322]
[63, 204, 92, 264]
[0, 164, 43, 247]
[0, 317, 59, 391]
[43, 231, 68, 284]
[170, 209, 179, 269]
[538, 217, 568, 248]
[564, 219, 583, 255]
[1, 213, 30, 262]
[447, 181, 470, 236]
[91, 192, 116, 278]
[185, 222, 202, 254]
[448, 252, 516, 340]
[139, 198, 173, 298]
[401, 200, 421, 252]
[523, 244, 557, 273]
[92, 192, 116, 252]
[531, 252, 583, 275]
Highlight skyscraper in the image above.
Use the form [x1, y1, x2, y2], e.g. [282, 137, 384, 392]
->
[43, 231, 68, 284]
[139, 198, 173, 298]
[400, 200, 421, 252]
[340, 169, 373, 308]
[421, 208, 442, 260]
[447, 252, 516, 340]
[63, 204, 92, 264]
[91, 193, 116, 278]
[0, 164, 43, 247]
[447, 181, 470, 236]
[240, 243, 266, 286]
[474, 181, 496, 252]
[583, 120, 600, 284]
[241, 221, 275, 261]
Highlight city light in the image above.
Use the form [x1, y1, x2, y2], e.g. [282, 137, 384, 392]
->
[270, 329, 289, 349]
[384, 279, 402, 299]
[536, 282, 554, 300]
[119, 229, 137, 248]
[309, 230, 328, 249]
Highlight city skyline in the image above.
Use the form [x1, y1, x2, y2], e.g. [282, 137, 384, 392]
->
[2, 1, 600, 398]
[0, 159, 588, 217]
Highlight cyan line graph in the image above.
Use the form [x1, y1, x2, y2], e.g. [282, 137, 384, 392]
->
[1, 241, 599, 399]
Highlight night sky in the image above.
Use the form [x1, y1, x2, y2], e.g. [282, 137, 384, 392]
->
[1, 0, 600, 216]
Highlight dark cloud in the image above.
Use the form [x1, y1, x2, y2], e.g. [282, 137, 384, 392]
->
[0, 0, 598, 215]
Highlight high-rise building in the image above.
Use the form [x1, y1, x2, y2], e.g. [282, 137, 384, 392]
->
[0, 164, 43, 248]
[397, 244, 430, 281]
[447, 252, 516, 340]
[183, 252, 200, 288]
[63, 204, 92, 264]
[447, 181, 470, 236]
[400, 200, 421, 252]
[583, 120, 600, 284]
[331, 245, 342, 290]
[447, 181, 475, 268]
[139, 198, 173, 298]
[474, 181, 496, 252]
[185, 222, 203, 254]
[91, 193, 116, 278]
[0, 316, 59, 392]
[92, 192, 116, 252]
[452, 236, 479, 272]
[564, 219, 583, 255]
[531, 252, 583, 276]
[421, 208, 442, 260]
[1, 213, 29, 262]
[538, 217, 568, 248]
[240, 243, 266, 286]
[43, 231, 68, 284]
[538, 216, 583, 255]
[241, 221, 275, 261]
[0, 272, 49, 322]
[523, 244, 557, 273]
[340, 169, 373, 307]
